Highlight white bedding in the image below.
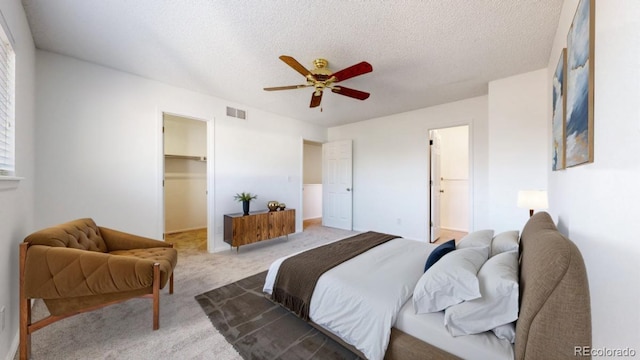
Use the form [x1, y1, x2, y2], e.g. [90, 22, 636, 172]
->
[395, 299, 514, 360]
[264, 237, 435, 360]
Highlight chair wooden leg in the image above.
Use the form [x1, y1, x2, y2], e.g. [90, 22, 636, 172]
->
[19, 298, 30, 360]
[152, 263, 160, 330]
[168, 243, 174, 295]
[19, 243, 31, 360]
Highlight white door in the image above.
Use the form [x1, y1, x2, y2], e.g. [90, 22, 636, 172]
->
[322, 140, 353, 230]
[430, 132, 442, 242]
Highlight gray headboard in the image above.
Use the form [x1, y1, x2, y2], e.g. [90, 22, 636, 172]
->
[515, 212, 592, 359]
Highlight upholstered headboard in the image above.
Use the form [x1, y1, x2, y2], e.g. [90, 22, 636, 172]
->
[515, 212, 592, 359]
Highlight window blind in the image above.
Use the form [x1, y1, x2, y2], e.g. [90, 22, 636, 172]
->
[0, 29, 14, 177]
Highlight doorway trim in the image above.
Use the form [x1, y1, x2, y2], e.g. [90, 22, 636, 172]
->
[158, 110, 215, 252]
[427, 122, 474, 242]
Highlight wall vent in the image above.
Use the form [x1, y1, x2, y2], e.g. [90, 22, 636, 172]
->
[226, 106, 247, 120]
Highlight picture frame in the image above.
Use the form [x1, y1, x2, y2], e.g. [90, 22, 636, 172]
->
[552, 48, 567, 171]
[565, 0, 595, 167]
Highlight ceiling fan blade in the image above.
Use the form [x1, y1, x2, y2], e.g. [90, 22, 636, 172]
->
[331, 86, 370, 100]
[310, 91, 323, 108]
[279, 55, 313, 78]
[331, 61, 373, 82]
[264, 84, 311, 91]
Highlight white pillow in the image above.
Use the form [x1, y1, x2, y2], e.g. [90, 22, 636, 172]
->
[413, 246, 489, 314]
[492, 322, 516, 343]
[457, 230, 494, 249]
[444, 250, 519, 336]
[490, 230, 520, 257]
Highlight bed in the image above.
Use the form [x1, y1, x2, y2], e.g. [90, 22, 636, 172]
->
[263, 212, 591, 359]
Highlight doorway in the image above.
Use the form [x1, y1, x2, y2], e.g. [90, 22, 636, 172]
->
[163, 114, 208, 251]
[429, 125, 470, 243]
[302, 140, 323, 230]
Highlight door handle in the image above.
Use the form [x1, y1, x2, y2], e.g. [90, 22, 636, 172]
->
[346, 188, 351, 192]
[439, 190, 444, 193]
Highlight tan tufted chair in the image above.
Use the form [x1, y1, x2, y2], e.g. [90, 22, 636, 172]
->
[19, 218, 178, 360]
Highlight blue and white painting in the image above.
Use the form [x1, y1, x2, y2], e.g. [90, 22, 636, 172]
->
[552, 49, 566, 171]
[565, 0, 593, 167]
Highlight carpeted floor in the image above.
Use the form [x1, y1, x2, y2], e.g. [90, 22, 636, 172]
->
[17, 222, 357, 360]
[196, 271, 361, 360]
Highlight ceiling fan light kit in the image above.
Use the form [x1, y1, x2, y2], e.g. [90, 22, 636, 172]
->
[264, 55, 372, 108]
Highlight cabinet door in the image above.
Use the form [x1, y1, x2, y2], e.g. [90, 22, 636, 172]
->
[269, 209, 295, 238]
[231, 213, 267, 246]
[282, 209, 295, 235]
[254, 213, 270, 241]
[230, 216, 251, 247]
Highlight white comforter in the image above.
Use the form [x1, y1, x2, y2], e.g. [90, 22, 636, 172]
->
[264, 237, 435, 360]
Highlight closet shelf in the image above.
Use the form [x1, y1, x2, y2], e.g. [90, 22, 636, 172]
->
[164, 154, 207, 161]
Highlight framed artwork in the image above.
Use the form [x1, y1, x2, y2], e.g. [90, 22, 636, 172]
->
[552, 48, 567, 171]
[565, 0, 595, 167]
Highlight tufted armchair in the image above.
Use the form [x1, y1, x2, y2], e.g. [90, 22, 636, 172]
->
[19, 218, 178, 360]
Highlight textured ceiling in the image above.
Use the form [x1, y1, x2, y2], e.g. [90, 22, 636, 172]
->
[22, 0, 563, 127]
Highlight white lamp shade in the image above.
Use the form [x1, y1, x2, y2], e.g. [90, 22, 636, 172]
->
[517, 190, 549, 210]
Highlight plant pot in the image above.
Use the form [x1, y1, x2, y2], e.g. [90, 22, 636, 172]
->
[242, 200, 250, 215]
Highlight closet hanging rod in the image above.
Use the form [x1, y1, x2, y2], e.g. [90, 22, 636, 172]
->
[164, 154, 207, 161]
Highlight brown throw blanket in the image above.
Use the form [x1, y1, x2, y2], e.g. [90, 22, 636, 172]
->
[271, 231, 398, 320]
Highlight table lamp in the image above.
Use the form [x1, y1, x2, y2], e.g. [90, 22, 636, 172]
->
[517, 190, 548, 217]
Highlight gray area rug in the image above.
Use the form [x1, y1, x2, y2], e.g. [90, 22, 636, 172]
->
[196, 271, 361, 360]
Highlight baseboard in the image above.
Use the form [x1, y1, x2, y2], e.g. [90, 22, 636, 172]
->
[5, 330, 19, 360]
[441, 227, 468, 233]
[302, 216, 321, 221]
[164, 226, 206, 235]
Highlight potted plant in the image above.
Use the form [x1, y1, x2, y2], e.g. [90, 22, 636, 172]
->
[234, 192, 258, 215]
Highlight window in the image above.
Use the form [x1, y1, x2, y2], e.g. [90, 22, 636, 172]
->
[0, 17, 15, 177]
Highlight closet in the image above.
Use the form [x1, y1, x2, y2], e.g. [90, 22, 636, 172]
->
[163, 114, 207, 235]
[303, 141, 322, 221]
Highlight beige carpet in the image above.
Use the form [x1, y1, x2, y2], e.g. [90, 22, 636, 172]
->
[19, 223, 357, 360]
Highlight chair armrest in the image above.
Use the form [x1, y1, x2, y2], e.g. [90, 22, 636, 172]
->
[23, 245, 158, 299]
[99, 226, 172, 251]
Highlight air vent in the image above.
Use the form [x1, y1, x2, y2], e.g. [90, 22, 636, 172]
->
[226, 106, 247, 120]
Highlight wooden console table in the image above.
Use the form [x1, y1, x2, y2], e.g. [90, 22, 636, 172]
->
[223, 209, 295, 251]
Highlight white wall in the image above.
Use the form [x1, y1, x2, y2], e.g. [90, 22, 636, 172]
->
[302, 184, 322, 220]
[438, 126, 469, 232]
[163, 114, 207, 158]
[547, 0, 640, 351]
[328, 96, 489, 241]
[34, 50, 327, 252]
[487, 69, 549, 233]
[0, 1, 36, 358]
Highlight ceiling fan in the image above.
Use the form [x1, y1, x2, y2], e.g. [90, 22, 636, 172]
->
[264, 55, 373, 108]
